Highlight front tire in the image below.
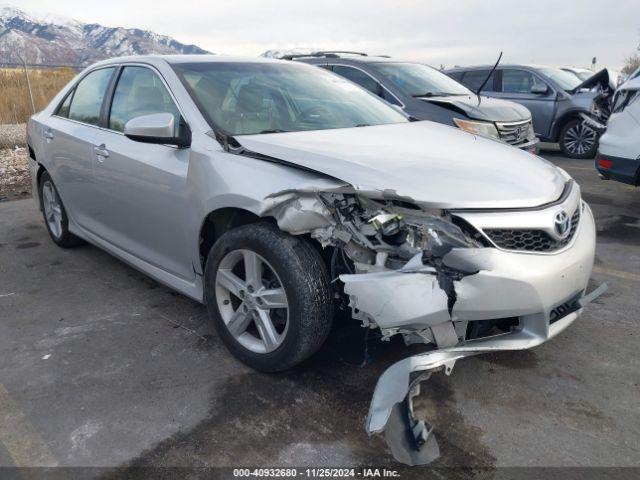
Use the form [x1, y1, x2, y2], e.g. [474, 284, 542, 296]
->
[558, 118, 599, 159]
[204, 223, 333, 372]
[38, 171, 84, 248]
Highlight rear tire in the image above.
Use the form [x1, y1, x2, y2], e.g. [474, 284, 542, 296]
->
[38, 171, 84, 248]
[204, 222, 333, 372]
[558, 118, 599, 159]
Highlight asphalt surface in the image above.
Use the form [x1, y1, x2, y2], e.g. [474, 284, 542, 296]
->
[0, 151, 639, 477]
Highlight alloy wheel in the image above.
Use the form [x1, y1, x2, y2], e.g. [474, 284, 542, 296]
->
[215, 249, 289, 354]
[41, 180, 63, 239]
[563, 122, 597, 156]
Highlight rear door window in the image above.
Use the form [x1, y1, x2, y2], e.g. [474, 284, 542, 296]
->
[501, 69, 544, 94]
[67, 67, 115, 126]
[108, 66, 180, 133]
[56, 92, 73, 118]
[459, 70, 496, 92]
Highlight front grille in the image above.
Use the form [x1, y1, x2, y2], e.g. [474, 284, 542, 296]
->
[496, 120, 534, 145]
[484, 208, 580, 252]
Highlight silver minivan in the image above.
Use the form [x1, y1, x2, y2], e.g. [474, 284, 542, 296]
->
[447, 64, 613, 158]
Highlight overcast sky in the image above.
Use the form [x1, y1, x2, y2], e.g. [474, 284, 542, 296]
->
[14, 0, 640, 70]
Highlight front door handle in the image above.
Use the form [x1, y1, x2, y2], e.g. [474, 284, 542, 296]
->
[93, 144, 110, 161]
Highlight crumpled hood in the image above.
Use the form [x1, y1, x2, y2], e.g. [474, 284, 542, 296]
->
[238, 121, 567, 209]
[569, 68, 612, 94]
[417, 94, 532, 123]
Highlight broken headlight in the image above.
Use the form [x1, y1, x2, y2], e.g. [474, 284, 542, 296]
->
[401, 213, 481, 257]
[369, 213, 402, 236]
[453, 118, 500, 140]
[360, 200, 480, 259]
[321, 194, 482, 270]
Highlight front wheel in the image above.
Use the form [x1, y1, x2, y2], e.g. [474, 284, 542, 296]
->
[558, 119, 599, 159]
[204, 223, 333, 372]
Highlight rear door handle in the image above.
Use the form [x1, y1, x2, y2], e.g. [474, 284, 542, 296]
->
[44, 130, 54, 140]
[93, 144, 109, 161]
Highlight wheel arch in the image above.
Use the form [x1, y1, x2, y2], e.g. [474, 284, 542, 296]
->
[35, 163, 47, 187]
[31, 151, 48, 211]
[550, 109, 589, 141]
[198, 207, 275, 269]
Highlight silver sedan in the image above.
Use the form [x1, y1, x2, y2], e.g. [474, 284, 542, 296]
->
[27, 55, 604, 465]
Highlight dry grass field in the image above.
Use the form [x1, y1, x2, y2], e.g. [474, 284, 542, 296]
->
[0, 67, 74, 201]
[0, 67, 76, 124]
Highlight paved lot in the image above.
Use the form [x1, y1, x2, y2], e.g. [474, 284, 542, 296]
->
[0, 151, 639, 476]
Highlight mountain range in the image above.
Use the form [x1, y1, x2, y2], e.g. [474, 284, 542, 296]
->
[0, 4, 210, 66]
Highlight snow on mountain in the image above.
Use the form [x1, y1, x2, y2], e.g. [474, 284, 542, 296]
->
[0, 4, 210, 66]
[261, 48, 324, 59]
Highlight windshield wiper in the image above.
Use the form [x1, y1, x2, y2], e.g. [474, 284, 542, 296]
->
[355, 123, 371, 127]
[413, 92, 468, 98]
[208, 129, 245, 153]
[258, 129, 291, 134]
[412, 92, 447, 98]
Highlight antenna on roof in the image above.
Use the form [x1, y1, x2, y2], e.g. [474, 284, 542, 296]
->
[476, 51, 502, 102]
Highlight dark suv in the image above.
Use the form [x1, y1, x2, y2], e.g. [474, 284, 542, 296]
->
[447, 64, 613, 159]
[285, 51, 539, 152]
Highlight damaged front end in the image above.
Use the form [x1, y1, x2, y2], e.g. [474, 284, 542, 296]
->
[574, 69, 616, 133]
[261, 189, 484, 344]
[259, 185, 605, 466]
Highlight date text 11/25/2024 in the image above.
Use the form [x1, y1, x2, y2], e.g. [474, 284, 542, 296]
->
[233, 468, 401, 478]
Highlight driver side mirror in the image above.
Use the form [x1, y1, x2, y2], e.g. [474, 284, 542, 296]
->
[124, 113, 191, 148]
[530, 83, 549, 95]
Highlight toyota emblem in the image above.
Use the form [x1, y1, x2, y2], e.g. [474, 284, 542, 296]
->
[554, 210, 571, 238]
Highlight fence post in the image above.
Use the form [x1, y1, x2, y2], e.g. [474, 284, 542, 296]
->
[22, 59, 36, 115]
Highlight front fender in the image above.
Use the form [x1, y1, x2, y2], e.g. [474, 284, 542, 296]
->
[187, 144, 348, 274]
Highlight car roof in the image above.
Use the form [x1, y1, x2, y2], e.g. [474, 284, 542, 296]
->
[290, 53, 425, 65]
[87, 54, 291, 68]
[447, 64, 553, 72]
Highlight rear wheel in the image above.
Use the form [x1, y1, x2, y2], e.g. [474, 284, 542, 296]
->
[204, 223, 333, 372]
[39, 171, 84, 248]
[558, 119, 599, 159]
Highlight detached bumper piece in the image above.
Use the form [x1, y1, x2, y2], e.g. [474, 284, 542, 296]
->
[382, 372, 439, 465]
[366, 283, 608, 466]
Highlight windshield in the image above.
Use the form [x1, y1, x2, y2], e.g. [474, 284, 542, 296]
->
[171, 62, 408, 135]
[539, 67, 582, 91]
[574, 70, 594, 81]
[564, 69, 593, 81]
[371, 62, 471, 97]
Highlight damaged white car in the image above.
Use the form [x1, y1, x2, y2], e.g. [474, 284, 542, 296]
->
[27, 55, 605, 465]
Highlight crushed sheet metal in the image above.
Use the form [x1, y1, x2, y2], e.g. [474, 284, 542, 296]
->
[258, 192, 335, 234]
[339, 270, 451, 330]
[430, 322, 459, 348]
[366, 282, 608, 466]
